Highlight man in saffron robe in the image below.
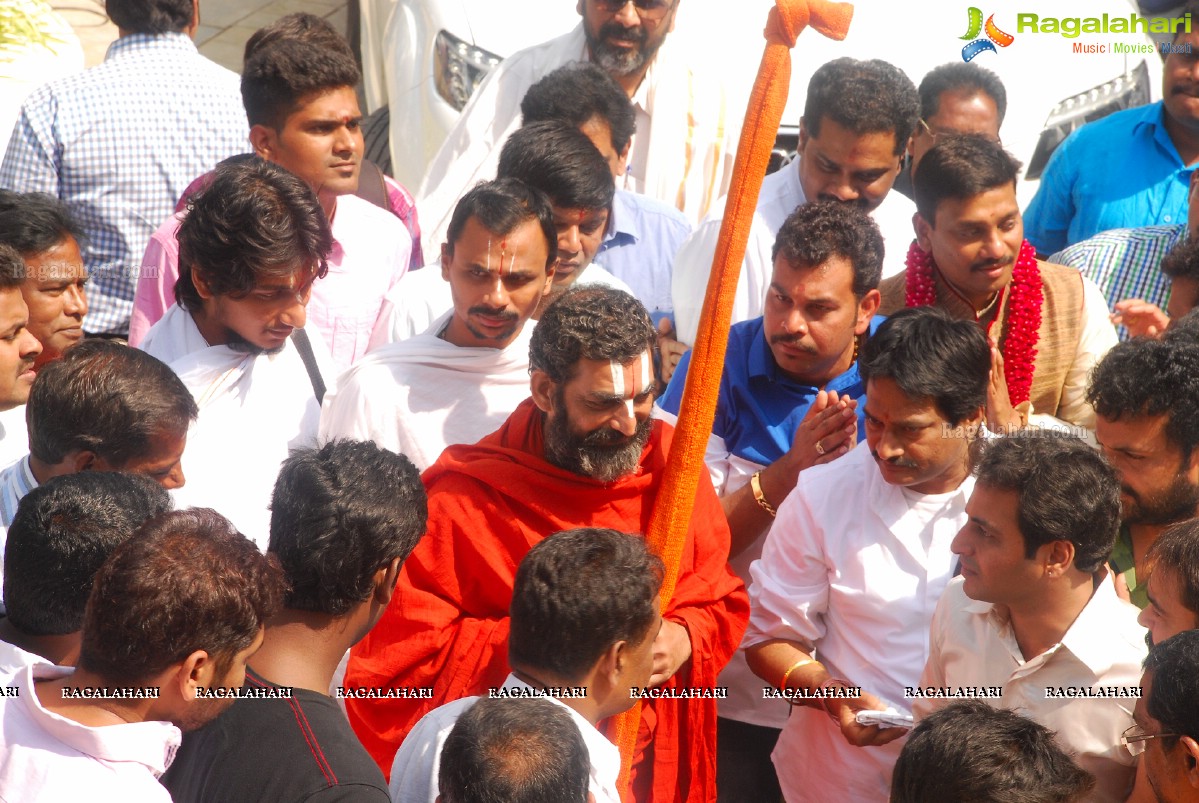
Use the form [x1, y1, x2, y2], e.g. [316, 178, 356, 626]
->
[345, 285, 748, 803]
[878, 135, 1117, 431]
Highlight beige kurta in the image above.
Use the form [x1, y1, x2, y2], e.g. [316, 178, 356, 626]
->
[880, 259, 1115, 428]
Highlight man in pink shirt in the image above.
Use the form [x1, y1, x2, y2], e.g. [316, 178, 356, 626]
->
[129, 18, 413, 372]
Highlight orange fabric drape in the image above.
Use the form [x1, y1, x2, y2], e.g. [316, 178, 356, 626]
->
[613, 0, 854, 798]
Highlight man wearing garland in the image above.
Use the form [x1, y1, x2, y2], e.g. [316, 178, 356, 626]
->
[879, 135, 1117, 431]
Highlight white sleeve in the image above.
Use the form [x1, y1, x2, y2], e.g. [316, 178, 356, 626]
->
[388, 708, 462, 803]
[1055, 276, 1118, 430]
[670, 212, 775, 346]
[743, 481, 830, 650]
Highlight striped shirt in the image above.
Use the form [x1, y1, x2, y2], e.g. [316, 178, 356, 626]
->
[0, 33, 248, 335]
[1049, 224, 1181, 339]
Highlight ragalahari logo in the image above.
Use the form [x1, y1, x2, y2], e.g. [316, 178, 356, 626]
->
[960, 8, 1015, 61]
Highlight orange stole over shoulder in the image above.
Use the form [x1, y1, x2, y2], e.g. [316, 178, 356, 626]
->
[345, 398, 749, 802]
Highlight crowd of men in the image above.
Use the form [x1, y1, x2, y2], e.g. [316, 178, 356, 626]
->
[2, 0, 1199, 801]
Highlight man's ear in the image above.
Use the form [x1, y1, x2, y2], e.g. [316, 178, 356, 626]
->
[530, 370, 557, 414]
[914, 212, 934, 253]
[856, 289, 881, 335]
[1182, 735, 1199, 788]
[169, 649, 214, 702]
[67, 450, 98, 473]
[1042, 540, 1076, 579]
[797, 117, 809, 152]
[191, 267, 215, 302]
[249, 124, 276, 160]
[440, 245, 452, 281]
[374, 556, 402, 607]
[541, 263, 557, 296]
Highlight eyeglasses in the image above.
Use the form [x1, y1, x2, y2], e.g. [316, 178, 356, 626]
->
[591, 0, 675, 21]
[1123, 724, 1180, 756]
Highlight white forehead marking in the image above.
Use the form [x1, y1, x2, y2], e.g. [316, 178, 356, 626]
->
[609, 359, 625, 397]
[486, 238, 492, 272]
[639, 351, 651, 392]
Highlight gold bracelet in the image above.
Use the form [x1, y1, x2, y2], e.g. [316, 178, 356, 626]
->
[779, 658, 818, 693]
[750, 471, 777, 517]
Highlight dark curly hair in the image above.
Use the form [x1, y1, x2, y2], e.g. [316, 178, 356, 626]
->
[175, 158, 331, 311]
[804, 57, 920, 156]
[509, 528, 662, 681]
[771, 200, 884, 297]
[268, 440, 428, 616]
[1087, 338, 1199, 460]
[521, 62, 636, 154]
[529, 286, 656, 383]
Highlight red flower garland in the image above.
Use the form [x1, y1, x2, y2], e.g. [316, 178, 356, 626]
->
[904, 240, 1043, 406]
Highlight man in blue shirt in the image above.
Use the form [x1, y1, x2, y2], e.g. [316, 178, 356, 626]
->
[655, 200, 883, 803]
[520, 62, 691, 324]
[1025, 12, 1199, 254]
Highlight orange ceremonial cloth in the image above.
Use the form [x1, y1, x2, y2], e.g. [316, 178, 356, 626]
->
[346, 398, 748, 802]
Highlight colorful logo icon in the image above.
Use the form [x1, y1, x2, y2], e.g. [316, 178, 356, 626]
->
[960, 7, 1015, 61]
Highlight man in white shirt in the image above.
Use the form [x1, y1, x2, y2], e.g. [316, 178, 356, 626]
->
[321, 179, 555, 470]
[389, 527, 661, 803]
[415, 0, 738, 262]
[438, 698, 591, 803]
[129, 28, 413, 372]
[0, 473, 170, 677]
[0, 340, 196, 597]
[669, 57, 920, 347]
[140, 158, 335, 550]
[743, 306, 991, 803]
[917, 432, 1146, 803]
[370, 122, 632, 347]
[0, 508, 286, 801]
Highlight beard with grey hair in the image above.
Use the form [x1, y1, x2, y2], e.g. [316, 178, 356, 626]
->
[542, 399, 652, 483]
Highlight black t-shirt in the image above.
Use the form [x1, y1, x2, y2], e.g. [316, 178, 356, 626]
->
[162, 667, 389, 802]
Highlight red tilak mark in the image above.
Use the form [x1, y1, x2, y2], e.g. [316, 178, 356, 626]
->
[577, 210, 586, 224]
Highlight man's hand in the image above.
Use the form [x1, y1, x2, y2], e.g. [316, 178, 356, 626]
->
[657, 318, 690, 386]
[1112, 299, 1169, 339]
[832, 688, 909, 748]
[753, 391, 856, 524]
[986, 342, 1022, 432]
[648, 619, 692, 687]
[789, 389, 857, 474]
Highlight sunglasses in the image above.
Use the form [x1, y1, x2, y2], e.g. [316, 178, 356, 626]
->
[591, 0, 675, 21]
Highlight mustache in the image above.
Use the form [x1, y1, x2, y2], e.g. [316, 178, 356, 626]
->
[970, 255, 1014, 272]
[872, 449, 919, 469]
[582, 426, 633, 447]
[468, 306, 518, 322]
[769, 334, 818, 353]
[599, 21, 647, 44]
[817, 194, 872, 211]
